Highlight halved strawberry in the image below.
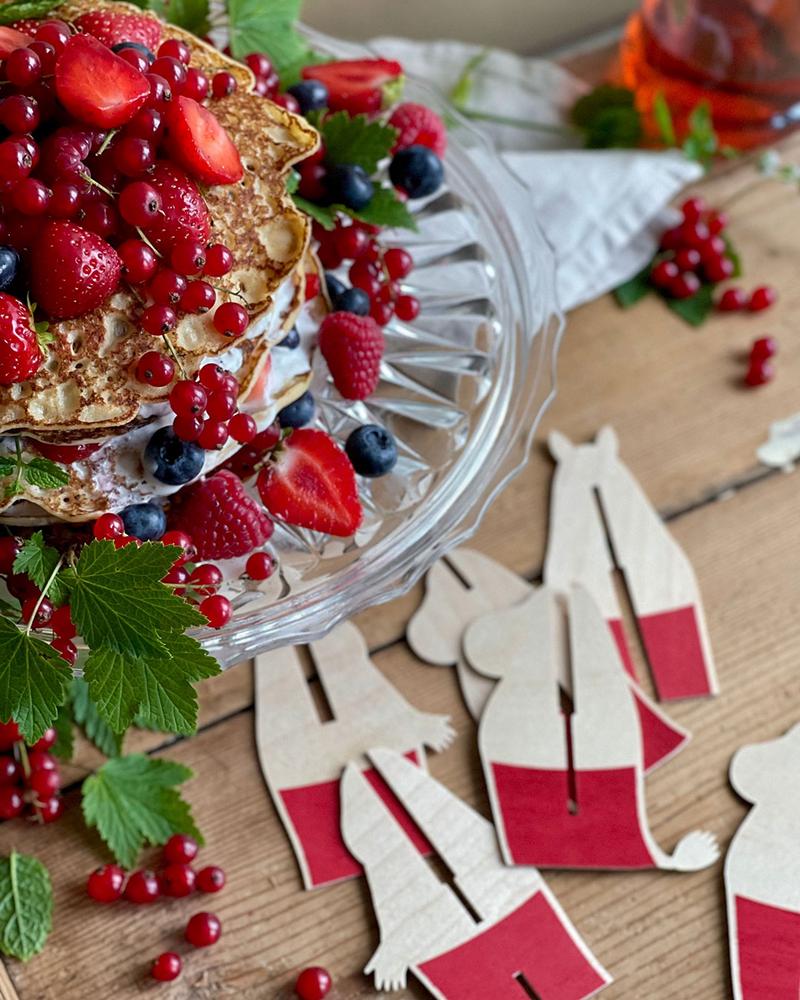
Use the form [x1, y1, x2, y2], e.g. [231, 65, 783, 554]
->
[74, 10, 162, 51]
[28, 441, 101, 464]
[141, 161, 211, 253]
[257, 429, 363, 537]
[54, 34, 150, 129]
[302, 58, 403, 115]
[31, 221, 122, 320]
[164, 97, 244, 187]
[1, 26, 34, 54]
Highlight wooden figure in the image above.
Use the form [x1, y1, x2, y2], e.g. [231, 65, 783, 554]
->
[463, 584, 720, 871]
[726, 724, 800, 999]
[254, 621, 455, 890]
[408, 547, 689, 773]
[546, 426, 717, 701]
[341, 747, 612, 999]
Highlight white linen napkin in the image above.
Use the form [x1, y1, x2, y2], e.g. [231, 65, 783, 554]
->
[371, 37, 703, 310]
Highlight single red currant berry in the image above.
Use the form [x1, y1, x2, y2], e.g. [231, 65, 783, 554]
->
[6, 47, 42, 87]
[333, 224, 369, 261]
[228, 412, 257, 443]
[28, 768, 60, 799]
[0, 139, 33, 183]
[51, 638, 77, 665]
[706, 210, 728, 235]
[295, 966, 332, 1000]
[171, 238, 207, 276]
[370, 299, 394, 326]
[0, 721, 20, 751]
[198, 363, 227, 390]
[213, 302, 249, 338]
[185, 911, 222, 947]
[383, 247, 413, 279]
[163, 832, 199, 865]
[170, 380, 207, 416]
[49, 604, 76, 639]
[189, 563, 223, 597]
[151, 952, 182, 982]
[161, 862, 196, 897]
[146, 72, 173, 108]
[680, 196, 706, 222]
[674, 247, 701, 271]
[0, 536, 21, 575]
[212, 71, 237, 99]
[699, 234, 726, 260]
[182, 67, 210, 102]
[297, 162, 326, 201]
[36, 20, 71, 51]
[120, 46, 150, 74]
[394, 294, 420, 322]
[150, 56, 187, 92]
[704, 255, 734, 283]
[22, 596, 53, 629]
[80, 201, 120, 241]
[124, 870, 160, 904]
[245, 52, 273, 78]
[245, 551, 274, 581]
[199, 594, 232, 629]
[0, 757, 20, 785]
[29, 40, 56, 73]
[744, 359, 774, 387]
[678, 220, 710, 249]
[142, 304, 177, 336]
[32, 795, 64, 824]
[87, 864, 127, 904]
[659, 226, 683, 251]
[198, 420, 229, 450]
[717, 287, 747, 311]
[136, 350, 175, 387]
[0, 785, 23, 820]
[751, 336, 778, 361]
[180, 280, 216, 314]
[376, 281, 399, 305]
[317, 241, 342, 271]
[162, 565, 189, 592]
[748, 285, 777, 312]
[28, 750, 56, 773]
[349, 259, 381, 297]
[158, 38, 191, 64]
[118, 181, 162, 227]
[0, 94, 40, 133]
[94, 512, 125, 540]
[31, 727, 57, 752]
[670, 271, 701, 300]
[196, 865, 226, 893]
[126, 107, 164, 141]
[148, 268, 188, 306]
[119, 239, 159, 284]
[162, 530, 195, 564]
[49, 180, 80, 218]
[204, 244, 234, 277]
[173, 414, 203, 442]
[218, 372, 239, 395]
[205, 391, 236, 420]
[113, 136, 155, 177]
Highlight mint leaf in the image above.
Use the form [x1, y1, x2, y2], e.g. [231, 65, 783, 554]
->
[61, 541, 204, 659]
[653, 90, 677, 147]
[162, 0, 210, 34]
[614, 265, 652, 308]
[0, 458, 15, 478]
[23, 457, 69, 491]
[449, 49, 489, 108]
[293, 196, 338, 230]
[348, 187, 417, 231]
[82, 755, 202, 869]
[571, 84, 642, 149]
[227, 0, 316, 85]
[286, 170, 299, 194]
[13, 532, 69, 607]
[666, 282, 715, 326]
[682, 101, 718, 170]
[318, 111, 398, 173]
[0, 0, 59, 24]
[0, 618, 70, 744]
[0, 852, 52, 962]
[71, 677, 122, 758]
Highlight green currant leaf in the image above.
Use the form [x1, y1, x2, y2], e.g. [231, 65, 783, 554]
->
[571, 84, 643, 149]
[293, 196, 338, 230]
[614, 265, 652, 308]
[161, 0, 210, 35]
[82, 755, 203, 869]
[0, 618, 71, 744]
[317, 111, 398, 174]
[346, 187, 417, 231]
[665, 282, 715, 326]
[50, 701, 75, 763]
[227, 0, 316, 86]
[0, 852, 53, 962]
[12, 531, 69, 607]
[71, 677, 122, 758]
[0, 0, 59, 25]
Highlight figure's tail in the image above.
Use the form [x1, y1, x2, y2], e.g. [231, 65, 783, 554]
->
[662, 829, 720, 871]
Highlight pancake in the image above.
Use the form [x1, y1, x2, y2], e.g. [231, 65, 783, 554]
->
[0, 0, 319, 437]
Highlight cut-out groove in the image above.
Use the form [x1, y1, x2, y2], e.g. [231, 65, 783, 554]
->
[304, 647, 336, 724]
[514, 971, 542, 999]
[442, 554, 473, 591]
[424, 851, 482, 924]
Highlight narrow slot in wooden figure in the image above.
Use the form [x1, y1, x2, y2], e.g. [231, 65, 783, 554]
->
[409, 547, 689, 773]
[546, 426, 718, 701]
[726, 724, 800, 999]
[463, 584, 720, 871]
[254, 621, 455, 890]
[341, 747, 612, 999]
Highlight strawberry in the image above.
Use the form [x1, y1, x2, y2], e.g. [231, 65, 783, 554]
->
[388, 103, 447, 158]
[54, 34, 150, 129]
[0, 294, 42, 386]
[168, 470, 274, 560]
[220, 422, 281, 480]
[28, 441, 101, 464]
[302, 58, 403, 115]
[4, 25, 35, 49]
[74, 10, 162, 51]
[257, 429, 363, 537]
[141, 161, 211, 253]
[164, 97, 244, 187]
[318, 312, 384, 400]
[31, 221, 122, 320]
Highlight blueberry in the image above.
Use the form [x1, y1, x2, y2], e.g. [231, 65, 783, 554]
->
[333, 287, 370, 316]
[324, 164, 374, 211]
[144, 427, 205, 486]
[325, 272, 346, 301]
[389, 145, 444, 199]
[111, 41, 155, 63]
[278, 391, 315, 429]
[120, 501, 166, 541]
[345, 425, 398, 478]
[0, 246, 20, 293]
[277, 327, 300, 349]
[287, 80, 329, 114]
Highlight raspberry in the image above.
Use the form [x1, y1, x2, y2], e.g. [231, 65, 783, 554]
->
[318, 312, 384, 401]
[388, 102, 447, 158]
[168, 469, 274, 560]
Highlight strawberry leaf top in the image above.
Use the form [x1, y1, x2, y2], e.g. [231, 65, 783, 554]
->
[82, 754, 203, 869]
[0, 851, 53, 962]
[0, 618, 71, 744]
[315, 111, 398, 174]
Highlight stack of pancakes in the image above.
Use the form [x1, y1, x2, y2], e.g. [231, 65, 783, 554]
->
[0, 0, 321, 526]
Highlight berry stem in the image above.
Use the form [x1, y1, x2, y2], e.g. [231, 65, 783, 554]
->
[24, 554, 64, 636]
[79, 172, 115, 198]
[96, 129, 120, 157]
[16, 741, 30, 781]
[135, 227, 162, 258]
[457, 107, 579, 137]
[160, 335, 189, 379]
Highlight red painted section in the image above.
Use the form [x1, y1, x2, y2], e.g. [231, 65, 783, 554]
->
[608, 618, 637, 679]
[638, 605, 713, 701]
[492, 764, 655, 869]
[280, 751, 431, 887]
[631, 689, 688, 771]
[735, 895, 800, 998]
[418, 891, 607, 999]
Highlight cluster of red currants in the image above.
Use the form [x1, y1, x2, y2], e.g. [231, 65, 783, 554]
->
[652, 197, 737, 299]
[0, 720, 64, 825]
[166, 362, 256, 451]
[86, 833, 224, 982]
[744, 336, 777, 388]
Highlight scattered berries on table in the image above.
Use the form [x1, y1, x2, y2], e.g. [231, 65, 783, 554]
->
[87, 864, 126, 903]
[124, 869, 161, 904]
[163, 832, 199, 865]
[185, 911, 222, 947]
[295, 966, 333, 1000]
[196, 865, 226, 893]
[151, 952, 182, 982]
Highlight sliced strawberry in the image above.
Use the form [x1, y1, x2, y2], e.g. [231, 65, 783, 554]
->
[141, 161, 211, 253]
[74, 10, 162, 51]
[0, 26, 34, 54]
[28, 441, 101, 464]
[257, 429, 363, 537]
[54, 34, 150, 129]
[31, 221, 122, 320]
[302, 58, 403, 115]
[164, 97, 244, 186]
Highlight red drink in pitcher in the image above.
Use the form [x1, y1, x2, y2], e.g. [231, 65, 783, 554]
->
[620, 0, 800, 149]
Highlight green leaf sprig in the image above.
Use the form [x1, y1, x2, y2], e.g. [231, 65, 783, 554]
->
[0, 441, 69, 501]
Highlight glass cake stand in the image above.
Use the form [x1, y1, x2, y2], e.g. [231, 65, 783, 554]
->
[201, 32, 563, 666]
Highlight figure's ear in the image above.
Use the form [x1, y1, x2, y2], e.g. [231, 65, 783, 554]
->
[596, 426, 619, 456]
[548, 430, 574, 462]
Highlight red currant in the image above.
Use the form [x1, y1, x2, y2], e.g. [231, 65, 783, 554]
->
[28, 768, 60, 799]
[118, 181, 162, 227]
[678, 220, 710, 249]
[199, 594, 232, 628]
[31, 794, 63, 824]
[0, 720, 20, 751]
[189, 563, 223, 596]
[206, 391, 236, 420]
[245, 551, 274, 580]
[751, 336, 778, 361]
[0, 757, 20, 785]
[370, 299, 394, 325]
[297, 162, 326, 201]
[0, 536, 21, 575]
[151, 56, 187, 91]
[213, 302, 249, 338]
[717, 287, 747, 311]
[6, 47, 42, 87]
[180, 280, 217, 314]
[304, 273, 320, 301]
[29, 40, 56, 74]
[141, 304, 177, 336]
[0, 139, 33, 183]
[171, 238, 207, 276]
[680, 196, 706, 222]
[31, 727, 57, 752]
[198, 363, 228, 390]
[146, 72, 173, 108]
[151, 952, 182, 982]
[744, 359, 774, 387]
[22, 596, 53, 629]
[170, 380, 207, 416]
[51, 638, 77, 665]
[80, 201, 120, 241]
[158, 38, 191, 65]
[136, 350, 175, 387]
[182, 67, 210, 102]
[0, 95, 40, 133]
[748, 285, 777, 312]
[162, 531, 195, 563]
[94, 512, 125, 540]
[706, 210, 728, 235]
[119, 46, 150, 74]
[295, 966, 332, 999]
[674, 248, 701, 271]
[126, 107, 164, 141]
[198, 420, 229, 450]
[49, 604, 76, 639]
[394, 294, 420, 322]
[670, 271, 701, 299]
[161, 862, 196, 897]
[384, 247, 413, 279]
[229, 412, 257, 443]
[119, 239, 159, 285]
[212, 71, 237, 99]
[113, 136, 154, 177]
[0, 785, 23, 820]
[204, 244, 234, 277]
[49, 181, 80, 218]
[196, 865, 226, 893]
[149, 268, 187, 305]
[703, 255, 734, 283]
[173, 414, 203, 441]
[28, 750, 56, 772]
[333, 224, 368, 261]
[246, 52, 273, 78]
[185, 911, 222, 947]
[349, 259, 381, 298]
[163, 832, 199, 864]
[659, 226, 683, 251]
[36, 21, 71, 52]
[124, 870, 160, 904]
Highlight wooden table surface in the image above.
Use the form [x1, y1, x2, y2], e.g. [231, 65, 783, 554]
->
[5, 79, 800, 1000]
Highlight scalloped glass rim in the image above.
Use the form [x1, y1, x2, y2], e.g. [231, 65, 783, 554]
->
[197, 29, 564, 666]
